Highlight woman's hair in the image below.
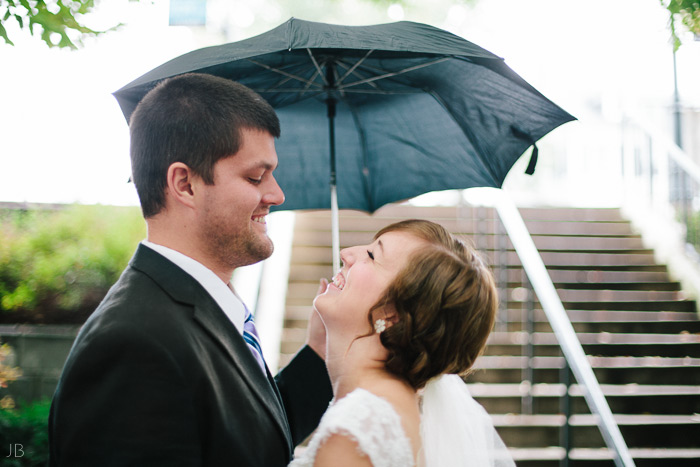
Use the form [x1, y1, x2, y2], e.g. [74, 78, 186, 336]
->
[370, 219, 498, 390]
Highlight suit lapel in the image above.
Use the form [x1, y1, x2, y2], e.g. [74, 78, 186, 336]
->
[192, 304, 292, 446]
[130, 245, 293, 451]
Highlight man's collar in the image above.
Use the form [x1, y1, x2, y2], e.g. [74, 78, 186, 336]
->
[141, 241, 246, 333]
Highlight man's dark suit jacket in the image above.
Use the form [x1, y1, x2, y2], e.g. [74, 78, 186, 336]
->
[49, 244, 332, 466]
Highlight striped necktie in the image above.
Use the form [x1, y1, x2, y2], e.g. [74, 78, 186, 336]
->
[243, 306, 266, 373]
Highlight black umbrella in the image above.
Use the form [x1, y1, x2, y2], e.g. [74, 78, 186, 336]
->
[114, 18, 574, 271]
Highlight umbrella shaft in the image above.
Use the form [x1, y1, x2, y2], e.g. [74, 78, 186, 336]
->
[327, 97, 337, 185]
[331, 184, 340, 273]
[326, 62, 337, 186]
[326, 62, 340, 273]
[328, 96, 338, 271]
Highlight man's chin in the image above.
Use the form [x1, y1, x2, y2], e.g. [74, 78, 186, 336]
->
[242, 239, 274, 266]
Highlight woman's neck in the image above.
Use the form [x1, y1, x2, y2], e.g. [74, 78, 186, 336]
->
[325, 332, 392, 399]
[325, 332, 423, 465]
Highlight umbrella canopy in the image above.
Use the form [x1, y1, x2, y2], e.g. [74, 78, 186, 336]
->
[114, 18, 575, 214]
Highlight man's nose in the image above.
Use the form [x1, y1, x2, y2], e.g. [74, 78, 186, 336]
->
[262, 174, 285, 206]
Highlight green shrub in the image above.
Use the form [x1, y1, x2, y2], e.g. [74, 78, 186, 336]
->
[684, 209, 700, 251]
[0, 399, 51, 466]
[0, 205, 145, 320]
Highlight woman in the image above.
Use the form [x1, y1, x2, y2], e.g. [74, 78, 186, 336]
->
[290, 219, 514, 467]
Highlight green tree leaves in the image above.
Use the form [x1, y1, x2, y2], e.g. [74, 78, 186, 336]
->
[661, 0, 700, 50]
[1, 0, 115, 49]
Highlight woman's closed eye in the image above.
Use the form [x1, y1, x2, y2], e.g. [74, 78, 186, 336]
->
[367, 250, 375, 260]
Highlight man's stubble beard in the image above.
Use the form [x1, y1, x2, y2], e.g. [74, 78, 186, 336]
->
[200, 212, 274, 272]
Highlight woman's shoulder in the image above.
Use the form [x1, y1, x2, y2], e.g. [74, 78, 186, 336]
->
[335, 384, 418, 427]
[363, 381, 418, 414]
[361, 381, 421, 425]
[329, 387, 400, 424]
[362, 382, 423, 459]
[297, 386, 415, 467]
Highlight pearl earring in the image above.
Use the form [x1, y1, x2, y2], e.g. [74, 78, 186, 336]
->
[374, 319, 386, 334]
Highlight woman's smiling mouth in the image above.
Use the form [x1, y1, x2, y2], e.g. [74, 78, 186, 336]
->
[331, 271, 346, 290]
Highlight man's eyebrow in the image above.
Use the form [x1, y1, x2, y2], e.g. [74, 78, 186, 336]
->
[250, 160, 276, 171]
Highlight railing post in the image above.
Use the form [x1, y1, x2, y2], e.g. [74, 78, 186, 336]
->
[494, 209, 509, 332]
[682, 170, 690, 243]
[522, 277, 535, 416]
[647, 132, 654, 205]
[560, 356, 572, 467]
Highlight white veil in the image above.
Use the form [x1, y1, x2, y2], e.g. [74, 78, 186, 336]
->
[420, 374, 515, 467]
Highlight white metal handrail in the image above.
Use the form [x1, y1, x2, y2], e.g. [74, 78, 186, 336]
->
[620, 115, 700, 305]
[493, 189, 635, 467]
[622, 115, 700, 185]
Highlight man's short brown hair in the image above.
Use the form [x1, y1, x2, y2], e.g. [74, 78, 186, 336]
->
[129, 73, 280, 218]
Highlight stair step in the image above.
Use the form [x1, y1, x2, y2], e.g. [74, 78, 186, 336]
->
[277, 353, 700, 370]
[282, 307, 698, 325]
[513, 269, 674, 283]
[295, 206, 628, 223]
[536, 282, 681, 291]
[506, 309, 698, 324]
[286, 285, 695, 311]
[502, 447, 700, 463]
[467, 383, 700, 398]
[469, 382, 700, 416]
[487, 331, 700, 346]
[490, 413, 700, 427]
[569, 447, 700, 460]
[282, 331, 700, 352]
[296, 214, 636, 236]
[498, 424, 697, 450]
[473, 355, 700, 370]
[539, 251, 655, 267]
[525, 307, 690, 332]
[555, 300, 694, 312]
[284, 308, 699, 330]
[291, 248, 659, 267]
[554, 289, 686, 301]
[290, 264, 675, 284]
[508, 447, 565, 461]
[571, 413, 700, 426]
[293, 230, 648, 251]
[516, 208, 624, 222]
[503, 321, 700, 337]
[470, 368, 698, 386]
[286, 308, 700, 328]
[283, 306, 316, 323]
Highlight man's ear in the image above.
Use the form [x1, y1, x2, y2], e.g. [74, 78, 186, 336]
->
[166, 162, 197, 209]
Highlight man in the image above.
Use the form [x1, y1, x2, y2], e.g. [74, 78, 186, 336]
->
[48, 73, 332, 466]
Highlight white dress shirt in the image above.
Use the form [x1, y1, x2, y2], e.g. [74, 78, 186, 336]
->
[141, 241, 246, 334]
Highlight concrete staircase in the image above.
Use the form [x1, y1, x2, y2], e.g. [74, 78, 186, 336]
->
[279, 204, 700, 466]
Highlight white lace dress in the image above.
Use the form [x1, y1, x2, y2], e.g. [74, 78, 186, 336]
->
[289, 388, 415, 467]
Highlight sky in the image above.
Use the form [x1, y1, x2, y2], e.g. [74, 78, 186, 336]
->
[1, 0, 699, 206]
